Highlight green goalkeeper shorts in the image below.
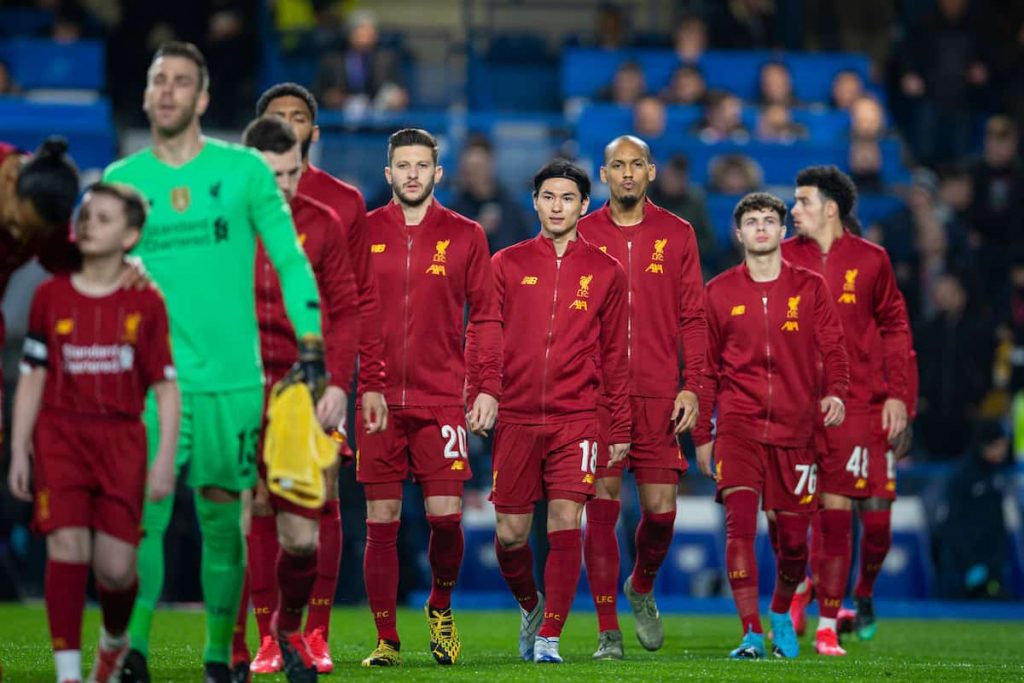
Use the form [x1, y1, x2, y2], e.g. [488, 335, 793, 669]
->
[144, 386, 264, 492]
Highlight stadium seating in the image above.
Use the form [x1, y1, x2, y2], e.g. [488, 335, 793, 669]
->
[0, 98, 115, 171]
[0, 38, 105, 91]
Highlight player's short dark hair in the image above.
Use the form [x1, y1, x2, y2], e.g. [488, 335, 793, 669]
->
[796, 165, 857, 218]
[86, 182, 148, 230]
[16, 136, 79, 228]
[387, 128, 439, 163]
[242, 116, 298, 154]
[256, 82, 318, 121]
[533, 158, 591, 199]
[152, 41, 209, 92]
[733, 191, 786, 227]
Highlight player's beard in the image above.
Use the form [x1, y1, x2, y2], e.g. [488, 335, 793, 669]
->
[299, 133, 313, 161]
[393, 176, 435, 207]
[152, 97, 199, 140]
[615, 191, 644, 209]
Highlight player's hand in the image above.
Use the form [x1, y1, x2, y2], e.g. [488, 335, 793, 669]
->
[294, 335, 327, 400]
[608, 442, 630, 466]
[671, 390, 699, 434]
[316, 385, 347, 432]
[881, 397, 908, 442]
[696, 442, 716, 480]
[147, 453, 176, 502]
[120, 255, 153, 291]
[891, 423, 913, 460]
[821, 395, 845, 427]
[467, 393, 498, 437]
[362, 391, 388, 434]
[7, 448, 32, 502]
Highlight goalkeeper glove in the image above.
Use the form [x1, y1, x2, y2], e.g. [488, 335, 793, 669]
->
[292, 334, 328, 400]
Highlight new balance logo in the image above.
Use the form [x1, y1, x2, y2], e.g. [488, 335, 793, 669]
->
[521, 276, 538, 285]
[731, 305, 745, 316]
[371, 243, 386, 253]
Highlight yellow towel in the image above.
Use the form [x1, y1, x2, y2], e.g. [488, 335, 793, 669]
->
[264, 380, 339, 509]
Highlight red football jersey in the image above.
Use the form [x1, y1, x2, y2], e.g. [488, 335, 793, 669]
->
[298, 164, 386, 393]
[256, 192, 358, 388]
[365, 199, 501, 408]
[485, 235, 630, 441]
[23, 275, 175, 419]
[578, 198, 707, 399]
[695, 260, 849, 448]
[781, 231, 911, 414]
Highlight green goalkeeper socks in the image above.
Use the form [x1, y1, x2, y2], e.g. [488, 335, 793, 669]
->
[127, 491, 175, 656]
[194, 493, 246, 665]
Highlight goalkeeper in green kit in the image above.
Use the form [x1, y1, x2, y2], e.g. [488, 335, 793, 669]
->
[103, 42, 325, 683]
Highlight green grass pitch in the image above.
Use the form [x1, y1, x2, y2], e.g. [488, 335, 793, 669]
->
[1, 605, 1022, 681]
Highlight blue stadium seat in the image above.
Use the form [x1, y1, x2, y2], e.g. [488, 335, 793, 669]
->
[0, 99, 115, 170]
[0, 38, 105, 90]
[700, 50, 774, 100]
[857, 194, 905, 225]
[656, 498, 726, 597]
[786, 52, 871, 104]
[706, 194, 743, 246]
[459, 507, 506, 592]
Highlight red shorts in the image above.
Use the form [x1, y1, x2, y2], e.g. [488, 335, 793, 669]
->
[818, 411, 895, 500]
[257, 378, 322, 520]
[356, 406, 471, 499]
[596, 397, 686, 484]
[32, 410, 147, 544]
[713, 432, 818, 513]
[489, 419, 598, 513]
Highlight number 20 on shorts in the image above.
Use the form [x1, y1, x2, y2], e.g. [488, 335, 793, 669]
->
[441, 424, 468, 459]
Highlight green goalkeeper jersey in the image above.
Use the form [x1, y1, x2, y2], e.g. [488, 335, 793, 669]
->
[104, 137, 321, 393]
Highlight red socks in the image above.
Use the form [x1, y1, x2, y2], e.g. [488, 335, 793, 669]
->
[233, 573, 250, 658]
[276, 550, 318, 634]
[817, 508, 853, 619]
[724, 490, 762, 635]
[96, 578, 138, 637]
[427, 513, 464, 610]
[538, 529, 583, 638]
[809, 509, 824, 586]
[365, 520, 401, 643]
[45, 560, 89, 651]
[248, 514, 280, 639]
[855, 509, 892, 598]
[769, 514, 810, 613]
[584, 498, 621, 633]
[630, 509, 676, 594]
[306, 499, 341, 635]
[494, 538, 539, 613]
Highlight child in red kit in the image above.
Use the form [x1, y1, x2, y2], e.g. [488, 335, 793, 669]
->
[8, 183, 180, 683]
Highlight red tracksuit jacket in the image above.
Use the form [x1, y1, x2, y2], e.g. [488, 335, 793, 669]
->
[781, 232, 911, 415]
[695, 260, 850, 448]
[364, 199, 501, 407]
[298, 164, 386, 394]
[486, 234, 631, 443]
[577, 199, 707, 398]
[256, 192, 358, 387]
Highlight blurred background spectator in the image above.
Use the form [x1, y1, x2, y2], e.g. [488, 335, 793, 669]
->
[672, 14, 708, 64]
[646, 154, 717, 275]
[830, 69, 865, 110]
[708, 153, 762, 194]
[0, 59, 18, 96]
[660, 64, 706, 106]
[314, 10, 408, 114]
[448, 135, 533, 254]
[633, 94, 667, 139]
[598, 60, 646, 105]
[696, 90, 748, 142]
[755, 103, 807, 143]
[757, 60, 796, 106]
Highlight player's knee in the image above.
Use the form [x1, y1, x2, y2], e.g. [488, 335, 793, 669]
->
[94, 556, 137, 590]
[47, 529, 90, 563]
[821, 492, 853, 511]
[280, 536, 317, 557]
[594, 477, 622, 500]
[495, 518, 530, 549]
[546, 500, 583, 531]
[366, 499, 401, 523]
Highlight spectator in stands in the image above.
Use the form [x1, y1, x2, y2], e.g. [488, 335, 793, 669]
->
[936, 419, 1012, 598]
[938, 165, 974, 238]
[710, 0, 780, 49]
[969, 115, 1024, 250]
[1008, 255, 1024, 394]
[672, 14, 708, 64]
[315, 10, 408, 114]
[757, 61, 796, 107]
[695, 90, 748, 143]
[849, 138, 885, 194]
[995, 15, 1024, 135]
[0, 59, 18, 96]
[915, 271, 994, 459]
[850, 94, 887, 141]
[598, 61, 646, 105]
[754, 103, 807, 143]
[646, 154, 718, 274]
[660, 64, 707, 106]
[448, 135, 533, 254]
[708, 153, 762, 194]
[898, 0, 993, 164]
[633, 95, 667, 139]
[830, 70, 864, 110]
[594, 4, 630, 50]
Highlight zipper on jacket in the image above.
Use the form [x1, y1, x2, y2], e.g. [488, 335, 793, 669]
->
[762, 293, 773, 439]
[542, 257, 562, 423]
[626, 240, 633, 364]
[401, 233, 413, 406]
